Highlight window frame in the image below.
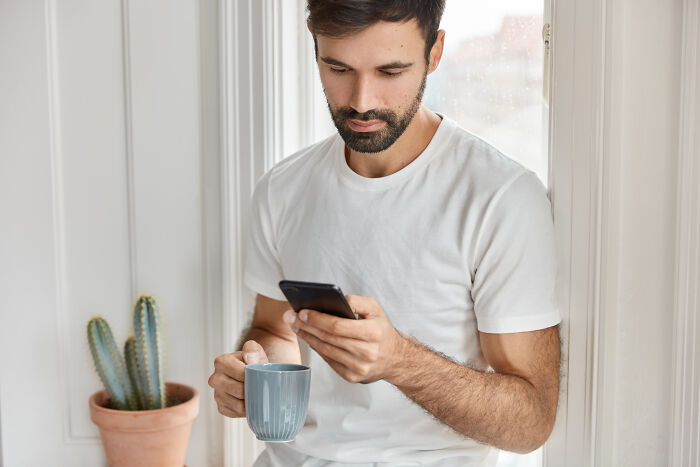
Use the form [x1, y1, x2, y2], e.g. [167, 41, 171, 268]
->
[217, 0, 616, 465]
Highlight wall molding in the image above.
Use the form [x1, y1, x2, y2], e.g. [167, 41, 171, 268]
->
[262, 0, 283, 168]
[671, 0, 700, 465]
[219, 0, 244, 464]
[546, 0, 618, 465]
[44, 0, 74, 445]
[119, 0, 139, 318]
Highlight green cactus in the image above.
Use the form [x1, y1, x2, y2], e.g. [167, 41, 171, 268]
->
[133, 295, 166, 410]
[86, 294, 167, 411]
[124, 336, 145, 410]
[87, 317, 139, 410]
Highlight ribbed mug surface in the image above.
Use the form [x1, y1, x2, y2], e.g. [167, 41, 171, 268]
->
[244, 363, 311, 442]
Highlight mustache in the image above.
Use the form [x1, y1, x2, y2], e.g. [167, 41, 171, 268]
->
[336, 107, 396, 122]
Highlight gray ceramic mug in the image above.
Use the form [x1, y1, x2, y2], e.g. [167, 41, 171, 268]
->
[244, 363, 311, 442]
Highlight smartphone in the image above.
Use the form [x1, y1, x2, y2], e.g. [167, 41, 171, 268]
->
[278, 280, 358, 320]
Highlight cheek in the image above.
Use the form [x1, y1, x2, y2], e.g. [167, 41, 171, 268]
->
[388, 77, 423, 108]
[382, 81, 412, 105]
[320, 73, 351, 104]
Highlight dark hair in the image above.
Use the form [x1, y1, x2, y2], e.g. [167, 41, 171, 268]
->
[306, 0, 446, 65]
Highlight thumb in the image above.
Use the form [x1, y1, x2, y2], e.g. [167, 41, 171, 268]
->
[347, 295, 376, 319]
[241, 340, 268, 364]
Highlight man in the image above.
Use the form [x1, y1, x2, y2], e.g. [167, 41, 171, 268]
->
[208, 1, 561, 465]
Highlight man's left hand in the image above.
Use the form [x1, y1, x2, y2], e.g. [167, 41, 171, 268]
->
[282, 295, 406, 384]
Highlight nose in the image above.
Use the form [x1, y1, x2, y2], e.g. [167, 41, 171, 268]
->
[349, 75, 378, 115]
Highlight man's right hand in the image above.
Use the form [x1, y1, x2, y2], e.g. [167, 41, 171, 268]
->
[208, 340, 269, 418]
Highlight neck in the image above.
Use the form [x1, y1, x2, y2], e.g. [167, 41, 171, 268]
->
[344, 106, 442, 178]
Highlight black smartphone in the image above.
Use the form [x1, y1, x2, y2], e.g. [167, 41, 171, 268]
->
[278, 280, 358, 320]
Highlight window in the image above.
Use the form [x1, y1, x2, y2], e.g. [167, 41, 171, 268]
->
[229, 0, 607, 464]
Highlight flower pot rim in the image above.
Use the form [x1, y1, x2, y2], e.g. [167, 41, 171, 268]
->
[89, 381, 198, 416]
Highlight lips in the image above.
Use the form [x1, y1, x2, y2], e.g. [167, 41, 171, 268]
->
[348, 119, 386, 132]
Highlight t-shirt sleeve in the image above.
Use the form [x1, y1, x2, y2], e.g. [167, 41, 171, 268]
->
[471, 170, 561, 333]
[243, 172, 287, 301]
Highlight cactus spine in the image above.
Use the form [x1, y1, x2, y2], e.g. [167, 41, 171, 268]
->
[86, 294, 167, 411]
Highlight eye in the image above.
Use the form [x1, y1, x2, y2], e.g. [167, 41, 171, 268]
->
[329, 67, 347, 74]
[382, 71, 403, 77]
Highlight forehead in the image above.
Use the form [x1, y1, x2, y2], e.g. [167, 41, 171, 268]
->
[315, 19, 425, 67]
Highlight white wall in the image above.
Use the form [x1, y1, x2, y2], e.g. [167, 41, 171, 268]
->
[0, 0, 218, 465]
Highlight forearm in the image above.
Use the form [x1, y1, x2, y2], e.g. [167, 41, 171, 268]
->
[238, 326, 301, 364]
[388, 334, 554, 454]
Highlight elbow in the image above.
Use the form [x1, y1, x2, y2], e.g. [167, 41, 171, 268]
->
[511, 438, 546, 455]
[514, 413, 557, 455]
[507, 435, 548, 455]
[503, 406, 557, 455]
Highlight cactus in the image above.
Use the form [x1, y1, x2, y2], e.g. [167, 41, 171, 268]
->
[86, 294, 167, 411]
[133, 295, 166, 410]
[87, 317, 138, 410]
[124, 336, 145, 410]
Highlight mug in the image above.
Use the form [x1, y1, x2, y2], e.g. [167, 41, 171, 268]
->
[244, 363, 311, 442]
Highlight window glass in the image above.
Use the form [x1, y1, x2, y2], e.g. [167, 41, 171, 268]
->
[424, 0, 548, 187]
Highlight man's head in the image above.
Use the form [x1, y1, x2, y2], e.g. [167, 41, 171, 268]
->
[307, 1, 446, 153]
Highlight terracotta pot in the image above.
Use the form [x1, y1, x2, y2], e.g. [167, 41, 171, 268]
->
[89, 382, 199, 467]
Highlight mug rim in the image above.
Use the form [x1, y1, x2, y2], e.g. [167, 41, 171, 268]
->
[245, 362, 310, 373]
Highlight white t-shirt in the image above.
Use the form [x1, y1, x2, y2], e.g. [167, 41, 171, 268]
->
[243, 114, 561, 466]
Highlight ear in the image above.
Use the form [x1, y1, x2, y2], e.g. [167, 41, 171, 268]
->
[427, 29, 446, 74]
[307, 22, 313, 34]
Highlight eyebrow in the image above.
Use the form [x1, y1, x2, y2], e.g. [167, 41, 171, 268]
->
[320, 56, 414, 70]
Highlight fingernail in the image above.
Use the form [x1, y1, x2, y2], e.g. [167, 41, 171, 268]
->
[299, 310, 308, 322]
[244, 352, 259, 364]
[283, 310, 296, 324]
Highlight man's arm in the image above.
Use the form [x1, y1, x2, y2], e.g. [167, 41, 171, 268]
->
[238, 294, 301, 364]
[286, 295, 560, 454]
[388, 326, 560, 454]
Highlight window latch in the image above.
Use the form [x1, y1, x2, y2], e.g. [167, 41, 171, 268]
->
[543, 23, 551, 106]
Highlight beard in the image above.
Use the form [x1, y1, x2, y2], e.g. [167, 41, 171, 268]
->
[325, 70, 428, 154]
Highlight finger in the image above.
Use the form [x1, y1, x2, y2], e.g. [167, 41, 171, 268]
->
[295, 321, 367, 357]
[346, 295, 380, 319]
[213, 352, 246, 381]
[212, 375, 244, 399]
[208, 370, 245, 399]
[215, 352, 245, 378]
[215, 395, 246, 418]
[297, 328, 363, 374]
[215, 391, 245, 413]
[298, 308, 372, 341]
[317, 352, 361, 384]
[214, 382, 244, 407]
[241, 340, 269, 364]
